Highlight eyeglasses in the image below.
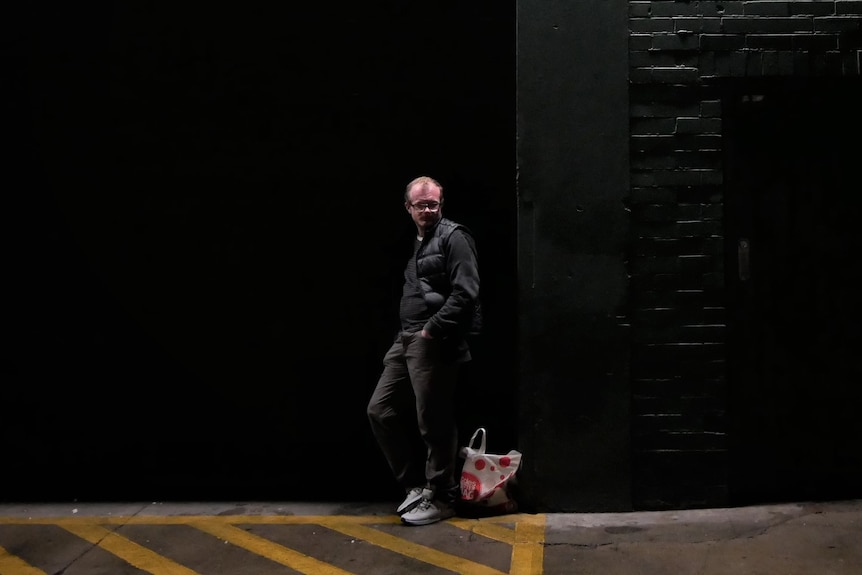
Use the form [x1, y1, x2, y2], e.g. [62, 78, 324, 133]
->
[409, 201, 441, 212]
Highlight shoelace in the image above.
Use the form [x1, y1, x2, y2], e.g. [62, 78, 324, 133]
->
[414, 498, 434, 511]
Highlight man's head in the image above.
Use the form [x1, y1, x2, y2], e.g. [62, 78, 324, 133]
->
[405, 176, 444, 236]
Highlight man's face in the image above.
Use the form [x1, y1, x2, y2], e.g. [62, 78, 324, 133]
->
[405, 183, 443, 233]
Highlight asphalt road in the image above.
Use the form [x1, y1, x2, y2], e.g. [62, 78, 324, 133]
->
[1, 499, 860, 574]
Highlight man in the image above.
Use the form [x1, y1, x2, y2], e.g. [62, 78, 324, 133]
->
[367, 175, 481, 526]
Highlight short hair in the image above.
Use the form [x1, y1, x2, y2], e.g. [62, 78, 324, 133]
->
[404, 176, 444, 202]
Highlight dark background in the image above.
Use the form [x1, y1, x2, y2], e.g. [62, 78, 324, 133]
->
[723, 79, 862, 505]
[6, 3, 517, 502]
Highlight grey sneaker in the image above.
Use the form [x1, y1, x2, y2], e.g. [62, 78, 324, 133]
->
[396, 486, 425, 515]
[400, 492, 456, 526]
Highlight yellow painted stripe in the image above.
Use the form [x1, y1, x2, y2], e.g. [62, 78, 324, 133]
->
[193, 521, 354, 575]
[0, 514, 546, 527]
[510, 514, 545, 575]
[449, 518, 516, 544]
[60, 523, 198, 575]
[0, 545, 48, 575]
[327, 521, 508, 575]
[0, 515, 402, 526]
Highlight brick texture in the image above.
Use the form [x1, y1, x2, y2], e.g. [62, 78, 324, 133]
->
[628, 0, 862, 510]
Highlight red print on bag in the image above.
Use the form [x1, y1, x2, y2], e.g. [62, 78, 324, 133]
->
[461, 471, 481, 500]
[474, 456, 511, 473]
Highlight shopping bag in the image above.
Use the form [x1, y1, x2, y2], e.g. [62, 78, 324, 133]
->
[458, 427, 522, 515]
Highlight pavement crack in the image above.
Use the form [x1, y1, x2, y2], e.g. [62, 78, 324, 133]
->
[54, 536, 105, 575]
[545, 541, 614, 549]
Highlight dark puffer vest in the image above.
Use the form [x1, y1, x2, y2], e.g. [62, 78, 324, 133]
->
[416, 218, 482, 337]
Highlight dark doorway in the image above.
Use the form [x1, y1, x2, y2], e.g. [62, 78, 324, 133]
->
[8, 3, 516, 502]
[724, 78, 862, 505]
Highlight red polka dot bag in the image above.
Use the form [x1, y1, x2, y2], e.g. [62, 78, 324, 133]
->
[458, 427, 522, 515]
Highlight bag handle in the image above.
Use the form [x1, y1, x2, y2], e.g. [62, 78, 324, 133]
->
[468, 427, 487, 453]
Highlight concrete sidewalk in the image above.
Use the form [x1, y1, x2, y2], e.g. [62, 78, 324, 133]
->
[542, 499, 862, 574]
[0, 499, 860, 574]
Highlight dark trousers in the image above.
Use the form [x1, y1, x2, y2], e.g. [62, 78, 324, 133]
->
[367, 331, 465, 502]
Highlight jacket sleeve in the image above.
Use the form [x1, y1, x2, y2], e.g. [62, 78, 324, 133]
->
[423, 229, 480, 338]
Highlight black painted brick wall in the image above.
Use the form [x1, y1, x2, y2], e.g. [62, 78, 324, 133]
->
[627, 0, 862, 509]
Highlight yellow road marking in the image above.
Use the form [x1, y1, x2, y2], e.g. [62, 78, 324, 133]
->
[0, 514, 540, 527]
[1, 514, 547, 575]
[449, 518, 517, 544]
[449, 514, 546, 575]
[327, 520, 508, 575]
[192, 521, 354, 575]
[0, 545, 47, 575]
[59, 523, 198, 575]
[0, 516, 401, 526]
[511, 514, 545, 575]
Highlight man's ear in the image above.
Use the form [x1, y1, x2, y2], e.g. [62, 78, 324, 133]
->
[405, 202, 411, 212]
